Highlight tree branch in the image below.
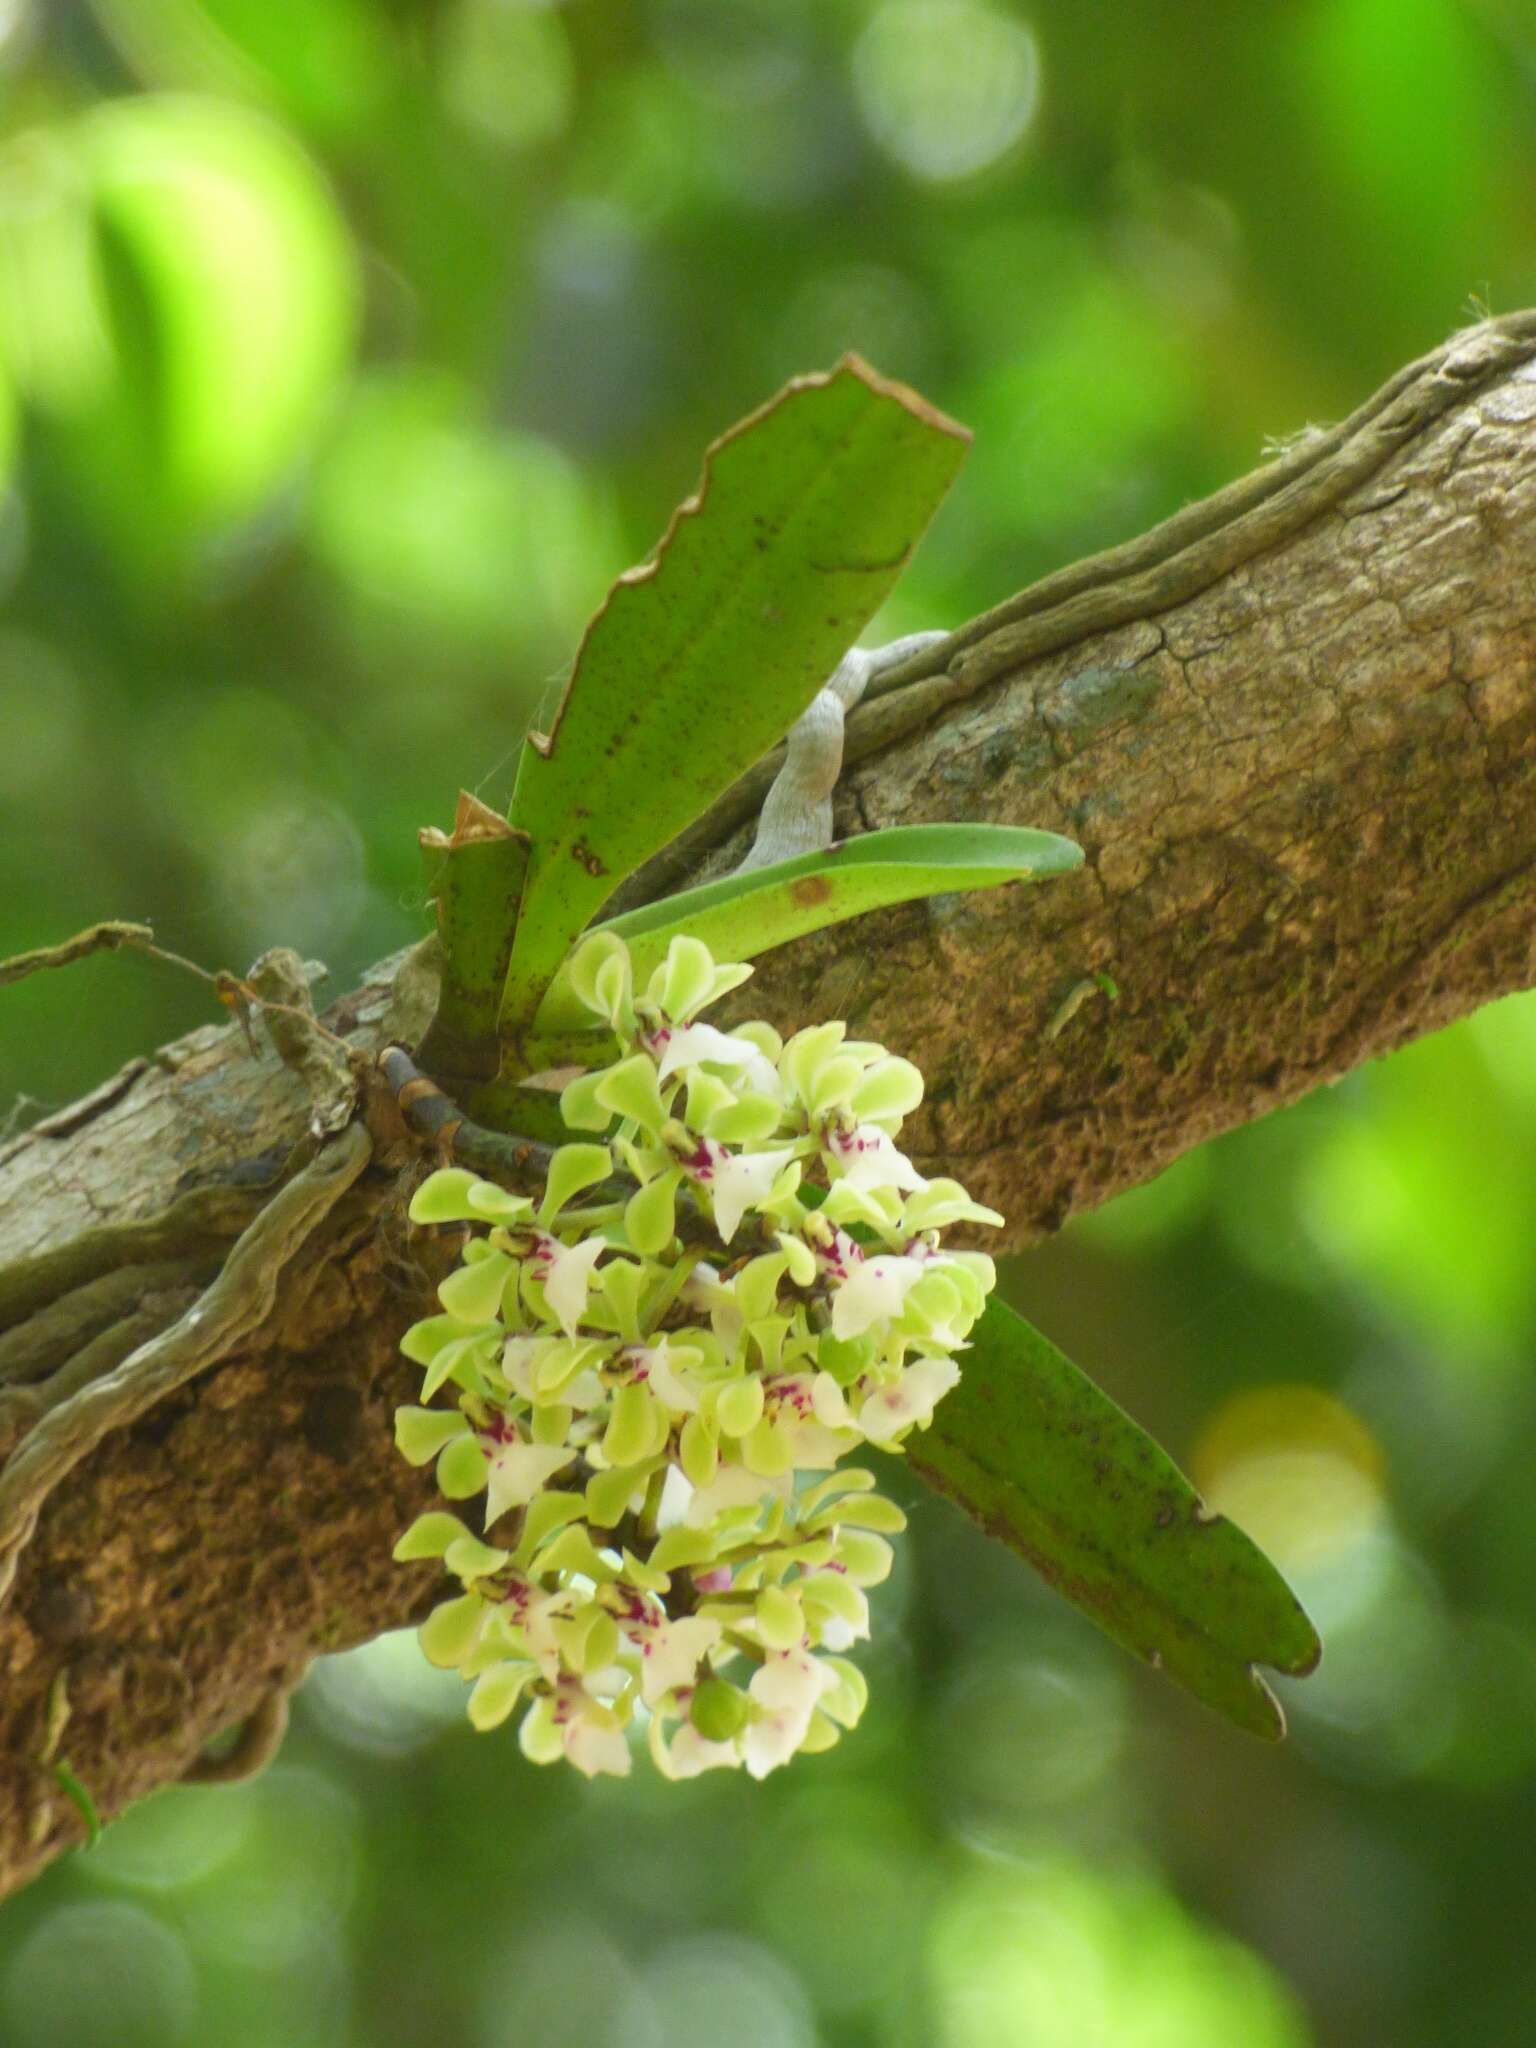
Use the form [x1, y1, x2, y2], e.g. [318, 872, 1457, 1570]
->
[3, 314, 1535, 1893]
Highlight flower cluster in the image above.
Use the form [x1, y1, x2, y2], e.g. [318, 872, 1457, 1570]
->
[393, 931, 999, 1780]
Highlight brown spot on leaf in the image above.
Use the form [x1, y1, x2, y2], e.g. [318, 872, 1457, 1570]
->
[790, 875, 833, 907]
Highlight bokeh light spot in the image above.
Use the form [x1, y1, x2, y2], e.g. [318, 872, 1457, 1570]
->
[1192, 1383, 1385, 1572]
[929, 1859, 1308, 2047]
[934, 1637, 1126, 1851]
[301, 1625, 475, 1760]
[442, 0, 574, 149]
[852, 1, 1041, 183]
[619, 1934, 816, 2048]
[79, 1780, 259, 1895]
[172, 1765, 361, 1970]
[2, 1901, 198, 2048]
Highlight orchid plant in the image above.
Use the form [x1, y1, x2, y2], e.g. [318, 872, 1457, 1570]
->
[393, 358, 1319, 1783]
[396, 929, 1000, 1778]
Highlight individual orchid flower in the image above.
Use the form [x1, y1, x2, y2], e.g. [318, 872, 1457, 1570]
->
[640, 1015, 781, 1097]
[743, 1372, 856, 1474]
[521, 1674, 633, 1779]
[822, 1115, 928, 1193]
[854, 1354, 962, 1445]
[829, 1252, 930, 1341]
[624, 1337, 708, 1415]
[624, 1604, 723, 1706]
[480, 1414, 579, 1529]
[528, 1230, 607, 1336]
[743, 1645, 840, 1779]
[676, 1134, 796, 1244]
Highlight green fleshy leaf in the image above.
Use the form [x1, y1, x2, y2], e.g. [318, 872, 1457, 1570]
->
[531, 1401, 574, 1447]
[533, 1523, 619, 1581]
[419, 1334, 492, 1403]
[513, 1491, 588, 1565]
[808, 1492, 907, 1535]
[908, 1298, 1323, 1740]
[715, 1376, 765, 1439]
[755, 1583, 803, 1650]
[436, 1432, 492, 1500]
[394, 1406, 468, 1466]
[408, 1169, 482, 1224]
[444, 1535, 512, 1580]
[400, 1312, 477, 1366]
[599, 1256, 648, 1340]
[392, 1509, 473, 1561]
[499, 357, 971, 1034]
[848, 1056, 924, 1122]
[735, 1253, 788, 1323]
[653, 934, 716, 1021]
[704, 1094, 783, 1146]
[585, 1464, 642, 1528]
[594, 1054, 668, 1133]
[802, 1570, 865, 1630]
[419, 1593, 485, 1670]
[648, 1525, 719, 1574]
[623, 1173, 678, 1258]
[415, 814, 531, 1084]
[532, 825, 1083, 1036]
[467, 1660, 537, 1732]
[558, 1068, 615, 1133]
[833, 1531, 893, 1585]
[679, 1413, 718, 1488]
[539, 1142, 615, 1223]
[603, 1382, 660, 1467]
[466, 1182, 535, 1223]
[438, 1251, 514, 1326]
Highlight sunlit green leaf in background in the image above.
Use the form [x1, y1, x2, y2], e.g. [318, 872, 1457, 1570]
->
[307, 370, 623, 656]
[7, 94, 356, 560]
[89, 0, 391, 139]
[1292, 0, 1502, 355]
[908, 1297, 1322, 1738]
[497, 355, 971, 1036]
[440, 0, 575, 149]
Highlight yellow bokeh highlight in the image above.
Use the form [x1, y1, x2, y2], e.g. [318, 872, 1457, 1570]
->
[1191, 1383, 1385, 1573]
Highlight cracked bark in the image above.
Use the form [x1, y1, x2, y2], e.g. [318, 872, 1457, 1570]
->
[3, 314, 1535, 1895]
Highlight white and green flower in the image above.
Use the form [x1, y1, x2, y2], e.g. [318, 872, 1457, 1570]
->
[392, 929, 998, 1782]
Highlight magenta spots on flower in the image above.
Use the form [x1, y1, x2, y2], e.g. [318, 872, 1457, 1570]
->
[679, 1136, 720, 1182]
[616, 1346, 651, 1384]
[765, 1375, 814, 1418]
[814, 1226, 864, 1283]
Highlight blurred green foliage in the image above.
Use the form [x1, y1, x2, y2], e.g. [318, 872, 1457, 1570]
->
[4, 3, 1536, 2045]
